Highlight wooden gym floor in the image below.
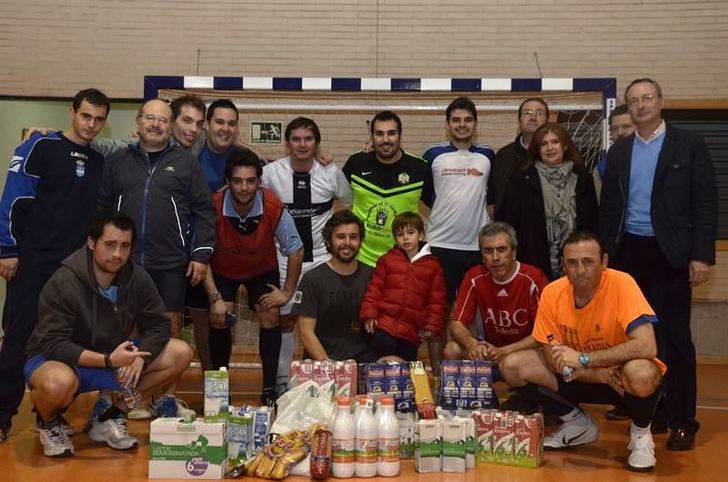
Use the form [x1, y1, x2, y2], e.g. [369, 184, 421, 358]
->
[4, 364, 728, 482]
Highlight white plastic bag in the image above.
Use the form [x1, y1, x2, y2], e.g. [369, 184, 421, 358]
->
[270, 380, 334, 436]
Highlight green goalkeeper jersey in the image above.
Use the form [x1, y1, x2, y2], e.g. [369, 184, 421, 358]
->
[343, 150, 432, 266]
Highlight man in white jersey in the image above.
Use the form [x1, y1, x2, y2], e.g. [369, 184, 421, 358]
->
[262, 117, 352, 387]
[421, 97, 495, 366]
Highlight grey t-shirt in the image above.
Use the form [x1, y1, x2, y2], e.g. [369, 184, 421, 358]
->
[291, 261, 374, 362]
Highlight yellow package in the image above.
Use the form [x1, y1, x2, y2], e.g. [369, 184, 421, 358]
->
[410, 361, 436, 419]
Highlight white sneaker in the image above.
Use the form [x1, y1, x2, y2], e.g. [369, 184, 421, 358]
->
[88, 416, 138, 450]
[544, 411, 599, 449]
[35, 414, 76, 436]
[175, 399, 196, 422]
[127, 405, 153, 420]
[38, 419, 75, 457]
[628, 427, 656, 472]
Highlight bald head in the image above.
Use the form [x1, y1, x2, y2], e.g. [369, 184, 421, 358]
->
[136, 99, 173, 152]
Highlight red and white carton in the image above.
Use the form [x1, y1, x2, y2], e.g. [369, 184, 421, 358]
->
[334, 360, 358, 399]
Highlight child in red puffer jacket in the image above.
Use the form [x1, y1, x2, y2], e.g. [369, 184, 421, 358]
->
[360, 212, 447, 361]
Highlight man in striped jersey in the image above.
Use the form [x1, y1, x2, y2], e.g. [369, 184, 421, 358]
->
[262, 117, 352, 387]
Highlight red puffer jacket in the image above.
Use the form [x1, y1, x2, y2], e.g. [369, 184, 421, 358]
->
[359, 243, 447, 346]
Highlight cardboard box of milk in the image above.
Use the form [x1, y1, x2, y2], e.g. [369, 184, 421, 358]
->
[513, 413, 544, 468]
[441, 419, 466, 472]
[149, 418, 227, 479]
[460, 416, 476, 469]
[415, 419, 442, 473]
[493, 411, 516, 465]
[204, 368, 229, 423]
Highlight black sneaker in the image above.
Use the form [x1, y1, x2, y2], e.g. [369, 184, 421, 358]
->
[605, 406, 629, 421]
[0, 422, 9, 443]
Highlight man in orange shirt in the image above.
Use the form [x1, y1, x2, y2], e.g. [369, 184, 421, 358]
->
[499, 231, 664, 472]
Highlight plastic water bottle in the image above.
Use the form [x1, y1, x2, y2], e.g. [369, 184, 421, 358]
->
[376, 397, 400, 477]
[116, 368, 142, 409]
[546, 334, 577, 382]
[332, 397, 355, 478]
[355, 397, 378, 477]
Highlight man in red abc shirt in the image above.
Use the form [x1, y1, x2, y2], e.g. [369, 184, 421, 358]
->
[443, 222, 549, 381]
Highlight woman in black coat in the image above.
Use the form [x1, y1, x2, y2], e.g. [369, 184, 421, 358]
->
[496, 123, 598, 280]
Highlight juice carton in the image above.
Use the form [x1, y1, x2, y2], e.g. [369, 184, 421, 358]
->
[204, 368, 229, 423]
[493, 411, 516, 465]
[458, 361, 476, 408]
[384, 362, 402, 399]
[396, 411, 417, 458]
[474, 360, 495, 408]
[513, 413, 544, 468]
[365, 363, 386, 398]
[439, 360, 459, 410]
[334, 360, 357, 400]
[474, 409, 495, 463]
[149, 418, 227, 479]
[415, 419, 442, 473]
[398, 363, 415, 412]
[441, 419, 466, 472]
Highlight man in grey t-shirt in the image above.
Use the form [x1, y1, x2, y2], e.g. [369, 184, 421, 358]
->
[291, 210, 375, 362]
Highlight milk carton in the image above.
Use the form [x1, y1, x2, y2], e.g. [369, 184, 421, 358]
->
[384, 362, 402, 399]
[204, 368, 229, 423]
[492, 411, 516, 465]
[334, 360, 357, 399]
[395, 412, 417, 458]
[251, 407, 273, 453]
[458, 361, 476, 408]
[460, 416, 476, 469]
[227, 413, 252, 471]
[513, 413, 544, 468]
[474, 410, 495, 463]
[439, 360, 459, 410]
[415, 419, 442, 473]
[149, 418, 227, 479]
[441, 419, 466, 472]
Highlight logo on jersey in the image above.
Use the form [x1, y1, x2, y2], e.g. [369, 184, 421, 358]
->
[165, 165, 176, 172]
[361, 171, 373, 176]
[293, 291, 303, 304]
[9, 156, 23, 173]
[75, 160, 85, 178]
[297, 180, 307, 189]
[70, 151, 88, 161]
[497, 288, 508, 297]
[467, 167, 484, 177]
[397, 173, 410, 185]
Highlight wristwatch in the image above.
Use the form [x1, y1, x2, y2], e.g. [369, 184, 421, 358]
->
[578, 352, 590, 368]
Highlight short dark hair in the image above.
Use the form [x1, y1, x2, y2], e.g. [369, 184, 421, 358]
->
[391, 212, 424, 236]
[206, 99, 239, 122]
[624, 78, 663, 100]
[322, 210, 365, 252]
[517, 97, 550, 118]
[445, 96, 477, 122]
[89, 211, 136, 244]
[224, 148, 262, 181]
[72, 88, 110, 115]
[479, 222, 518, 250]
[171, 94, 206, 119]
[561, 230, 605, 258]
[285, 117, 321, 145]
[609, 104, 629, 125]
[370, 110, 402, 137]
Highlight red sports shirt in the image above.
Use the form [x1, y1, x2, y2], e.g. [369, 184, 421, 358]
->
[452, 262, 549, 347]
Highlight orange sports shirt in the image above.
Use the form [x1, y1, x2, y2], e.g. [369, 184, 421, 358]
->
[532, 268, 666, 374]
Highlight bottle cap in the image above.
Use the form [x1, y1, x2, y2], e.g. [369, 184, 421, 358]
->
[337, 396, 350, 406]
[380, 397, 394, 406]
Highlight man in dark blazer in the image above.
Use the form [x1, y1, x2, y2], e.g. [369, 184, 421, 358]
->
[599, 78, 717, 451]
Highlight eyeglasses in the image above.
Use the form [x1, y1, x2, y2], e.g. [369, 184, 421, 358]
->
[522, 109, 546, 118]
[626, 94, 658, 106]
[141, 114, 170, 125]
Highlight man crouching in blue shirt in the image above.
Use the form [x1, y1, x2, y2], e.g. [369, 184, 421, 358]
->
[23, 212, 193, 457]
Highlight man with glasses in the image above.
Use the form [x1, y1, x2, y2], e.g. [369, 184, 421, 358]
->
[599, 78, 717, 451]
[97, 98, 216, 415]
[490, 98, 549, 211]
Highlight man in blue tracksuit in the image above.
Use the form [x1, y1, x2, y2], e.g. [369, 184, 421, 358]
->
[0, 88, 111, 441]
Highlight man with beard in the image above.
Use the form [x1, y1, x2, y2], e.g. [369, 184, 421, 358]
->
[291, 210, 376, 362]
[200, 150, 303, 404]
[97, 98, 215, 415]
[490, 98, 549, 210]
[23, 213, 193, 457]
[343, 111, 431, 268]
[0, 88, 110, 441]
